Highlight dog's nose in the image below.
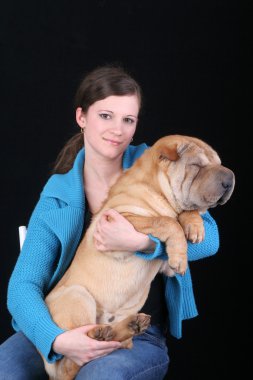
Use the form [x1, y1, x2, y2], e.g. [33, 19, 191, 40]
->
[216, 168, 235, 205]
[221, 170, 235, 191]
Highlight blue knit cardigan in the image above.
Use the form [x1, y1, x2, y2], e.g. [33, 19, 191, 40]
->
[7, 144, 219, 363]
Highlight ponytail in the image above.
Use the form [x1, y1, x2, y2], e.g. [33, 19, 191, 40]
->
[52, 133, 84, 174]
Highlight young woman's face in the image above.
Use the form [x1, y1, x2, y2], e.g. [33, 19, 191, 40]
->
[77, 95, 139, 160]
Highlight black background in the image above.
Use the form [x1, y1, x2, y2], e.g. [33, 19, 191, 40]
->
[0, 1, 243, 379]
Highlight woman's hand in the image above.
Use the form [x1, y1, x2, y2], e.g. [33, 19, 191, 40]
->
[93, 209, 155, 252]
[52, 325, 121, 366]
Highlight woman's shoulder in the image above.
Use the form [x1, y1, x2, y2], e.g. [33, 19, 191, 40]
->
[123, 143, 149, 169]
[128, 142, 149, 155]
[40, 149, 85, 207]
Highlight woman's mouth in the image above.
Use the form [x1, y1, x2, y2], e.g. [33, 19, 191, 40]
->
[103, 137, 122, 146]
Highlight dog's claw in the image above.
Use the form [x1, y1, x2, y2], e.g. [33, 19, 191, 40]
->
[184, 223, 205, 243]
[168, 257, 187, 275]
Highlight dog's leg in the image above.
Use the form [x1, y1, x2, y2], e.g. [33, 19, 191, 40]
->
[178, 210, 205, 243]
[46, 285, 96, 330]
[45, 358, 80, 380]
[120, 337, 134, 349]
[123, 214, 188, 275]
[88, 313, 151, 348]
[43, 285, 97, 380]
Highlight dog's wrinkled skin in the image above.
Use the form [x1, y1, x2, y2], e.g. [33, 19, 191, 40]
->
[43, 135, 235, 379]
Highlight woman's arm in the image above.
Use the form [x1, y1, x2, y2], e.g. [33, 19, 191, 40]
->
[93, 209, 156, 252]
[7, 197, 66, 362]
[8, 196, 121, 364]
[95, 209, 219, 262]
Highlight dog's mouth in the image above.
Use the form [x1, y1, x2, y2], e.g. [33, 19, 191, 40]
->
[205, 187, 234, 208]
[216, 189, 234, 205]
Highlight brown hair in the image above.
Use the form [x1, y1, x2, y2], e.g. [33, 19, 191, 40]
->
[52, 64, 142, 174]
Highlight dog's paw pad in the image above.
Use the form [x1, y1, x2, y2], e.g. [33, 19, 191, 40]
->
[128, 313, 151, 334]
[90, 325, 115, 341]
[137, 313, 151, 332]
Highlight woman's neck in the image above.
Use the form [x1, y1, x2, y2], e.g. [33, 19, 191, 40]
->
[83, 152, 123, 214]
[84, 155, 123, 188]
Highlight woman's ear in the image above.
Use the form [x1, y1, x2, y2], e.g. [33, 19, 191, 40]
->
[76, 107, 86, 128]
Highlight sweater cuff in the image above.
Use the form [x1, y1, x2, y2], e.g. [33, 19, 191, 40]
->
[33, 317, 65, 363]
[135, 234, 167, 260]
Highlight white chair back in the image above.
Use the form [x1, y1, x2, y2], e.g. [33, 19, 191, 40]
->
[18, 226, 27, 250]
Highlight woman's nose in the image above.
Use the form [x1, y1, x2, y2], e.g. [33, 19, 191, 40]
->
[111, 119, 123, 134]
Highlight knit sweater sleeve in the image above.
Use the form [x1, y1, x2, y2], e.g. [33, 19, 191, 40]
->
[187, 211, 219, 261]
[135, 211, 219, 261]
[7, 196, 65, 363]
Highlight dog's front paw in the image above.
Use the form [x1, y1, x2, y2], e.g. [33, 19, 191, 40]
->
[179, 211, 205, 243]
[128, 313, 151, 335]
[168, 255, 187, 275]
[88, 325, 115, 341]
[184, 222, 205, 243]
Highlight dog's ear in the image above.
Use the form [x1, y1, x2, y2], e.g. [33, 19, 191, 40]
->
[158, 143, 179, 162]
[177, 142, 192, 157]
[158, 142, 192, 162]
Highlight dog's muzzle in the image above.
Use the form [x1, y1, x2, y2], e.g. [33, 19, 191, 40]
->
[217, 169, 235, 205]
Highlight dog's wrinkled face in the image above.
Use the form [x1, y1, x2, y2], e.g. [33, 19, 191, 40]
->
[155, 135, 235, 211]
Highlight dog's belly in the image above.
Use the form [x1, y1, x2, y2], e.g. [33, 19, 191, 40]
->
[96, 287, 150, 324]
[64, 247, 163, 317]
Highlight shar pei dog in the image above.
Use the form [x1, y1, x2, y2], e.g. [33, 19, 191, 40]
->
[43, 134, 235, 379]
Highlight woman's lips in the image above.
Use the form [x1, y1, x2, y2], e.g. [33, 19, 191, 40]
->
[103, 137, 122, 146]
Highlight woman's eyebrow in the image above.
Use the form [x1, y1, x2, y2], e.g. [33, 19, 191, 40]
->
[98, 109, 113, 113]
[98, 109, 138, 118]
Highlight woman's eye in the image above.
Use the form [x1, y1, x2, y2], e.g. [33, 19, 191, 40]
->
[124, 117, 134, 124]
[99, 113, 111, 119]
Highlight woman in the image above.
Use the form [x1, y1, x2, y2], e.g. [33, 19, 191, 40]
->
[0, 65, 219, 379]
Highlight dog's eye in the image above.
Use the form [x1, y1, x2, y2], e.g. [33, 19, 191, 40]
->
[189, 163, 201, 173]
[191, 163, 200, 168]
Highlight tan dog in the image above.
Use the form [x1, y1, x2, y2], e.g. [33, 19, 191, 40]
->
[43, 134, 235, 379]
